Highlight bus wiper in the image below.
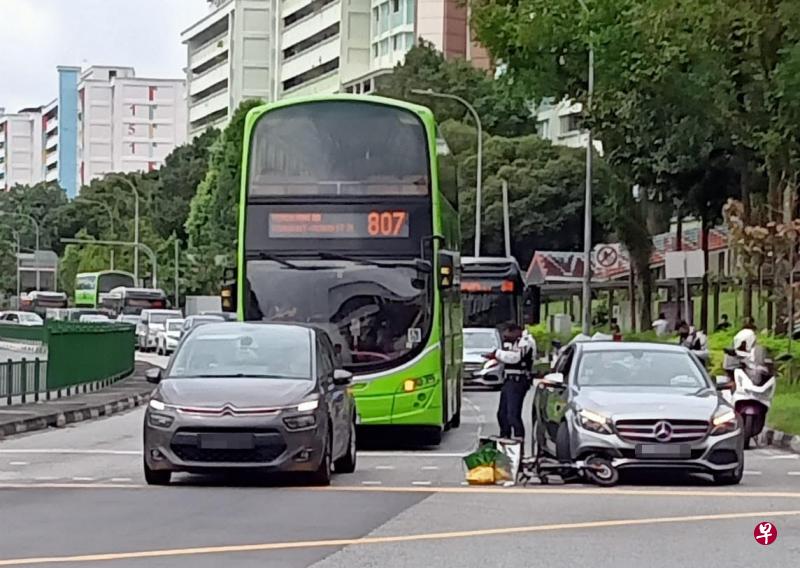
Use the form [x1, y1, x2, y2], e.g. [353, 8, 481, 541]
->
[248, 252, 325, 271]
[318, 252, 431, 273]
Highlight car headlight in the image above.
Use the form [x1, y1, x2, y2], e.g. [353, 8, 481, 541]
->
[147, 399, 175, 428]
[149, 399, 167, 411]
[296, 399, 319, 412]
[577, 409, 612, 434]
[710, 409, 738, 435]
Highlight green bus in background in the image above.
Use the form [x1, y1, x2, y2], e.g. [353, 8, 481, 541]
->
[234, 94, 463, 443]
[75, 270, 136, 308]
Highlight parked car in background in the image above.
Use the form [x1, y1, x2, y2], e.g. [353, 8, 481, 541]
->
[156, 318, 185, 355]
[462, 327, 503, 389]
[136, 309, 183, 352]
[79, 314, 113, 323]
[0, 311, 44, 326]
[65, 308, 107, 322]
[142, 322, 357, 486]
[181, 314, 226, 337]
[533, 341, 744, 485]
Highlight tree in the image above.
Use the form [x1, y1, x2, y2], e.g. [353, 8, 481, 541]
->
[185, 99, 264, 294]
[378, 42, 537, 137]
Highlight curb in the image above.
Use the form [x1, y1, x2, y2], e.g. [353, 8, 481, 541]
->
[758, 428, 800, 454]
[0, 369, 154, 440]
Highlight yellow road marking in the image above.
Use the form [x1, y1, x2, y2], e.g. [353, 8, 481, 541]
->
[0, 509, 798, 566]
[2, 483, 800, 501]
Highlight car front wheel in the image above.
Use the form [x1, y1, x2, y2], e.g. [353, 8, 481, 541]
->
[334, 418, 357, 474]
[143, 458, 171, 486]
[310, 429, 333, 486]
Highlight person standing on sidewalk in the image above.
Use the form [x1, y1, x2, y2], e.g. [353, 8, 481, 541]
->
[491, 323, 536, 442]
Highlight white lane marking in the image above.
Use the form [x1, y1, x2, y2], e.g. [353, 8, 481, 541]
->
[787, 472, 800, 476]
[72, 477, 95, 481]
[421, 466, 439, 471]
[361, 452, 464, 458]
[412, 481, 432, 486]
[361, 481, 382, 486]
[0, 449, 140, 456]
[374, 465, 395, 471]
[110, 477, 133, 483]
[34, 476, 58, 481]
[743, 471, 762, 476]
[767, 454, 800, 460]
[8, 461, 28, 466]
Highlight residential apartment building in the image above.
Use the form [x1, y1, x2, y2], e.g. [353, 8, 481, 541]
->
[535, 98, 603, 155]
[183, 0, 491, 136]
[0, 108, 42, 189]
[1, 66, 186, 197]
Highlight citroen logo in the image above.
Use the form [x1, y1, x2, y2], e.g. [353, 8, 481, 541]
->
[653, 421, 673, 442]
[221, 405, 236, 416]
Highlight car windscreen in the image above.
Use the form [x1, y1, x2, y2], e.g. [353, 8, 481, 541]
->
[168, 325, 312, 379]
[576, 350, 709, 388]
[166, 321, 183, 332]
[464, 330, 500, 351]
[19, 313, 43, 324]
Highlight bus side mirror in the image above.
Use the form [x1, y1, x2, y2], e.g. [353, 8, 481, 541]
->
[438, 251, 455, 289]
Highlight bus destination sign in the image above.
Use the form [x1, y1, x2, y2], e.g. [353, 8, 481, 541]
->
[268, 211, 410, 239]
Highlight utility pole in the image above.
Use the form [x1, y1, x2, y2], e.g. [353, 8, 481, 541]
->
[502, 179, 511, 258]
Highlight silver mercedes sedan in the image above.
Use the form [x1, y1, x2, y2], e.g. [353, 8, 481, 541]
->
[533, 341, 744, 485]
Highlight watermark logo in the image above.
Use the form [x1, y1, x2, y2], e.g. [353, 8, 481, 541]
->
[754, 522, 778, 545]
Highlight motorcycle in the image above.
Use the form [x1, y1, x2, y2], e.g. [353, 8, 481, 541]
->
[722, 345, 777, 449]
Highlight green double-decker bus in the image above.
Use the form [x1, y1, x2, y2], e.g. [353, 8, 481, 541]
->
[235, 95, 463, 443]
[75, 270, 136, 308]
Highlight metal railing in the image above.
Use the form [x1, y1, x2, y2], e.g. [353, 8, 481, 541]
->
[0, 358, 47, 404]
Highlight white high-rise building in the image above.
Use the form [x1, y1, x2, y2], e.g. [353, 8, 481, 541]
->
[0, 108, 43, 190]
[1, 66, 186, 196]
[183, 0, 490, 136]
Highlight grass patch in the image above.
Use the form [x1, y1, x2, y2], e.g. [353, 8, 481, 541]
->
[768, 381, 800, 435]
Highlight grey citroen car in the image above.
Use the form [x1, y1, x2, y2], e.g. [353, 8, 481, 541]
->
[533, 342, 744, 485]
[143, 322, 357, 486]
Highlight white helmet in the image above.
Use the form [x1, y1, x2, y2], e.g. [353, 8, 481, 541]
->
[733, 328, 757, 356]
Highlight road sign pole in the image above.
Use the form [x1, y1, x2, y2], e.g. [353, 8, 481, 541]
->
[683, 254, 691, 324]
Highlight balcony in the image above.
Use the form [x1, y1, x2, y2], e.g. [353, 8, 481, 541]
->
[281, 36, 340, 83]
[45, 150, 59, 167]
[189, 90, 229, 124]
[45, 117, 58, 134]
[190, 61, 229, 97]
[189, 32, 229, 72]
[283, 2, 339, 48]
[45, 133, 58, 151]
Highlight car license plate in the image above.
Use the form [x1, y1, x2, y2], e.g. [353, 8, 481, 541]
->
[635, 444, 690, 459]
[199, 433, 255, 450]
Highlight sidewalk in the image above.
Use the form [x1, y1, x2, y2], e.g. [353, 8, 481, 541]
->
[0, 362, 154, 439]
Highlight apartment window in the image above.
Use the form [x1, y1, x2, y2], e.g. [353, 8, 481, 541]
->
[346, 86, 354, 93]
[405, 0, 414, 24]
[393, 35, 399, 50]
[392, 0, 399, 12]
[380, 39, 389, 55]
[560, 113, 582, 134]
[363, 80, 372, 93]
[373, 44, 379, 57]
[405, 33, 415, 49]
[109, 70, 117, 79]
[379, 3, 389, 33]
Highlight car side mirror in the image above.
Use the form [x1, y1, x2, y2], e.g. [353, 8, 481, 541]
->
[145, 368, 163, 384]
[333, 369, 353, 386]
[542, 372, 565, 386]
[715, 376, 734, 391]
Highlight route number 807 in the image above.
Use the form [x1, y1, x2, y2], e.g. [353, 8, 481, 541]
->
[367, 211, 408, 236]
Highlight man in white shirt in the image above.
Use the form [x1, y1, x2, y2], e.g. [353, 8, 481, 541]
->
[652, 313, 669, 336]
[491, 324, 536, 442]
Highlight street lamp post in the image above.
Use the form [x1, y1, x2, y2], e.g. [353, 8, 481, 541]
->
[578, 0, 594, 335]
[411, 88, 483, 257]
[0, 211, 41, 290]
[77, 198, 115, 269]
[108, 175, 140, 284]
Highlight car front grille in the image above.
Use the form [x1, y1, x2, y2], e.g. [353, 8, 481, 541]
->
[170, 428, 286, 464]
[614, 419, 709, 443]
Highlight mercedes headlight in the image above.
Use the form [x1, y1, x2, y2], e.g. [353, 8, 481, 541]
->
[577, 409, 612, 434]
[710, 409, 738, 436]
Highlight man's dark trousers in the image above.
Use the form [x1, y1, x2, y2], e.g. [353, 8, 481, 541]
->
[497, 377, 529, 439]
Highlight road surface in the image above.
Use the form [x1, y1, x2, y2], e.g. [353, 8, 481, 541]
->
[0, 353, 797, 567]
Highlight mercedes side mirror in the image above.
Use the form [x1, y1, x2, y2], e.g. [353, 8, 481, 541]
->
[543, 372, 565, 386]
[333, 369, 353, 386]
[145, 368, 163, 384]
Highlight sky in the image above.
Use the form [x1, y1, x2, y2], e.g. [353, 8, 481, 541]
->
[0, 0, 211, 113]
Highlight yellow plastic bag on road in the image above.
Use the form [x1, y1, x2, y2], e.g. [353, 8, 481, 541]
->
[466, 465, 495, 485]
